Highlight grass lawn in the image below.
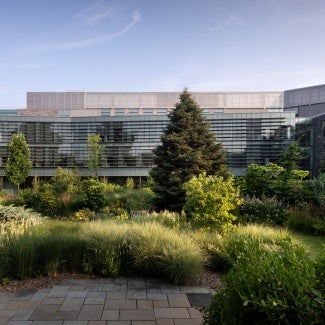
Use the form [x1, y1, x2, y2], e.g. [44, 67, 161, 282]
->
[295, 234, 325, 260]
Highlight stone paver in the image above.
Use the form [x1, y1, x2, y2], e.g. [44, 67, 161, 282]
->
[0, 277, 213, 324]
[154, 307, 190, 319]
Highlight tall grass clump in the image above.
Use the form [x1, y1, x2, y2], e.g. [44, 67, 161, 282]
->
[80, 221, 130, 277]
[1, 232, 37, 280]
[191, 224, 294, 273]
[128, 222, 204, 284]
[190, 231, 228, 272]
[33, 221, 85, 275]
[131, 210, 185, 229]
[204, 238, 324, 324]
[285, 204, 325, 235]
[0, 221, 85, 280]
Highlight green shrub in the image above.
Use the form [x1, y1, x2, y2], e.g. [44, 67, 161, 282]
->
[119, 187, 154, 212]
[184, 173, 242, 232]
[0, 205, 45, 236]
[311, 173, 325, 207]
[239, 195, 286, 225]
[204, 238, 324, 324]
[73, 208, 95, 222]
[81, 179, 106, 212]
[99, 204, 129, 220]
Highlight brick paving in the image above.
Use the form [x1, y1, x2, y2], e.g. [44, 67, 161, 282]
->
[0, 277, 213, 324]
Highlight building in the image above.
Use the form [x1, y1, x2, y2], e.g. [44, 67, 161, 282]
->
[285, 84, 325, 174]
[0, 85, 324, 187]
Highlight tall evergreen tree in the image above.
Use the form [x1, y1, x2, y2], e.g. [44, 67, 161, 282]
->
[150, 89, 228, 211]
[4, 133, 32, 190]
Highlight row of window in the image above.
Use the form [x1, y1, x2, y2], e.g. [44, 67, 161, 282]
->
[0, 114, 296, 172]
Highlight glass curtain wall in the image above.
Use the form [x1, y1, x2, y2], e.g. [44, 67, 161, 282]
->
[0, 112, 296, 176]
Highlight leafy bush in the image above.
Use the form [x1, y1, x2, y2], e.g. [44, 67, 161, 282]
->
[311, 173, 325, 207]
[81, 179, 106, 212]
[204, 238, 324, 324]
[119, 187, 154, 213]
[184, 173, 242, 232]
[0, 205, 45, 236]
[99, 204, 129, 220]
[239, 195, 286, 225]
[243, 163, 312, 205]
[73, 208, 95, 222]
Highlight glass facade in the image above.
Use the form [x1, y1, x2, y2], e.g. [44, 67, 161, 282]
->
[0, 112, 296, 177]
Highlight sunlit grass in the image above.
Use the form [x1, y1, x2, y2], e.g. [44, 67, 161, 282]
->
[294, 234, 325, 260]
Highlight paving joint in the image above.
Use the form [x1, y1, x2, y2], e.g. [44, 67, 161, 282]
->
[0, 277, 213, 324]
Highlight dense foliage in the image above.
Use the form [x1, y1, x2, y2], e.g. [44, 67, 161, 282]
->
[204, 238, 324, 324]
[150, 89, 228, 211]
[184, 173, 242, 231]
[4, 133, 32, 190]
[86, 133, 104, 178]
[243, 162, 310, 205]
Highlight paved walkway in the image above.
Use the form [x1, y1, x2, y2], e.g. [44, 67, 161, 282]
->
[0, 277, 214, 324]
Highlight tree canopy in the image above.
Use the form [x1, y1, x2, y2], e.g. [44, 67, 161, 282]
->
[150, 89, 228, 211]
[278, 141, 303, 171]
[4, 133, 32, 190]
[86, 133, 104, 179]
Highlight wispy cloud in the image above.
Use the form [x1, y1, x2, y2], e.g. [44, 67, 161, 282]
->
[19, 10, 141, 55]
[209, 14, 244, 32]
[75, 0, 115, 26]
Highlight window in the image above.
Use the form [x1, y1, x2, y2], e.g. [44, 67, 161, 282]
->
[114, 109, 125, 116]
[157, 109, 167, 115]
[101, 109, 111, 116]
[59, 109, 69, 117]
[143, 109, 153, 115]
[128, 109, 139, 115]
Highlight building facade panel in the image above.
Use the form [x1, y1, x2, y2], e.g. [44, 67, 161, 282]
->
[0, 86, 324, 183]
[0, 112, 296, 178]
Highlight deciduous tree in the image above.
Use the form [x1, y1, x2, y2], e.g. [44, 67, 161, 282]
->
[86, 133, 104, 179]
[4, 133, 32, 190]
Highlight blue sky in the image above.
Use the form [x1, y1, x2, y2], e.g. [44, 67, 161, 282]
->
[1, 0, 325, 108]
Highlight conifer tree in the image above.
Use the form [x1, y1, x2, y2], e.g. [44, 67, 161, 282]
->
[150, 89, 228, 211]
